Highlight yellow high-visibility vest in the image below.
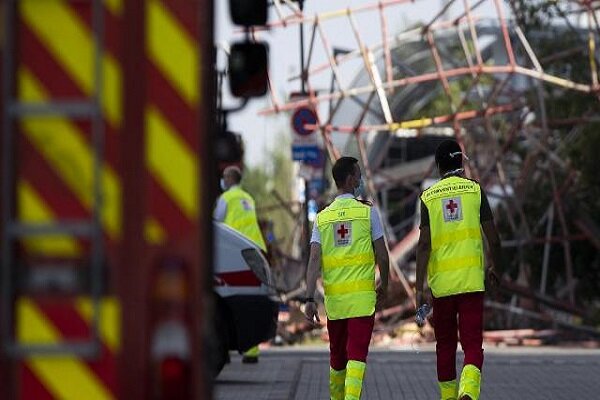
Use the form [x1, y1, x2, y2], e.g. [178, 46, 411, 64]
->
[421, 176, 485, 298]
[317, 198, 375, 320]
[222, 187, 267, 252]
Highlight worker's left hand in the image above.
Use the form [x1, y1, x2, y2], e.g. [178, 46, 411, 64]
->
[415, 291, 424, 308]
[304, 301, 320, 325]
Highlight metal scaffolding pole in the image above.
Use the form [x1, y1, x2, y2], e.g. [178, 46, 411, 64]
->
[255, 0, 600, 330]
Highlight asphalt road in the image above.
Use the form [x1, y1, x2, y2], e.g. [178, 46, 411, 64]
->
[213, 346, 600, 399]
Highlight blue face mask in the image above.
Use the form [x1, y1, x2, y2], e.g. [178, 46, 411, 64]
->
[220, 178, 227, 191]
[354, 178, 365, 198]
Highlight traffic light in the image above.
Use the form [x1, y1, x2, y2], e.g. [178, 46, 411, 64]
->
[228, 0, 269, 98]
[215, 130, 244, 164]
[229, 0, 268, 26]
[229, 42, 269, 97]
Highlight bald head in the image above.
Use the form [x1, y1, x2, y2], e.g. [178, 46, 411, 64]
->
[222, 166, 242, 190]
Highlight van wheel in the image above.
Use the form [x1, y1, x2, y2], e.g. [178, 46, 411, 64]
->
[206, 304, 229, 379]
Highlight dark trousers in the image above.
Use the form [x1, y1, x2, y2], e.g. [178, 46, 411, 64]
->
[432, 291, 484, 382]
[327, 315, 375, 370]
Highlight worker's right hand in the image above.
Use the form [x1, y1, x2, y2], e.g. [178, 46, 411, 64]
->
[304, 301, 320, 325]
[486, 266, 500, 288]
[376, 284, 388, 305]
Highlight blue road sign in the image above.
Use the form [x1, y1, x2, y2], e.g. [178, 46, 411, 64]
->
[304, 147, 325, 167]
[292, 144, 319, 162]
[291, 107, 318, 137]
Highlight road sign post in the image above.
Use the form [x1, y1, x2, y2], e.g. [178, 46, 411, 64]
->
[291, 105, 319, 162]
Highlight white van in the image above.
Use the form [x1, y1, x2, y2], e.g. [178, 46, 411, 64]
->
[208, 222, 279, 376]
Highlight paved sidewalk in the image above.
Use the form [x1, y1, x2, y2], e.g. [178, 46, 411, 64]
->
[214, 347, 600, 399]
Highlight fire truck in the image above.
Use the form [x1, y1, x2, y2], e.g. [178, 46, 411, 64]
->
[0, 0, 272, 398]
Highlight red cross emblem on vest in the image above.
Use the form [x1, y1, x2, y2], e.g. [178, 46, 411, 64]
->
[337, 224, 349, 239]
[446, 199, 458, 214]
[442, 197, 463, 222]
[334, 222, 352, 246]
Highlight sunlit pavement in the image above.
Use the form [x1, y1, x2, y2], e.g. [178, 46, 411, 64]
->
[213, 346, 600, 399]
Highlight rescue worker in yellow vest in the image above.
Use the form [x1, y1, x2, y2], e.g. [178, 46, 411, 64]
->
[214, 165, 267, 363]
[305, 156, 389, 400]
[416, 140, 501, 400]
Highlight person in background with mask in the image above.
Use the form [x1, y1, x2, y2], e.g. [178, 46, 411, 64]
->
[305, 156, 389, 400]
[214, 165, 267, 363]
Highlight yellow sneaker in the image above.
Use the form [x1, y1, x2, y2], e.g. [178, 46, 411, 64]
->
[458, 365, 481, 400]
[330, 367, 346, 400]
[344, 360, 366, 400]
[439, 379, 458, 400]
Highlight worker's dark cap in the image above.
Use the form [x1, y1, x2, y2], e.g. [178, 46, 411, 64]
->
[435, 139, 463, 165]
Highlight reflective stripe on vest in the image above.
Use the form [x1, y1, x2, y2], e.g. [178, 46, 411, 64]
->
[324, 279, 375, 296]
[421, 176, 484, 297]
[222, 187, 267, 251]
[316, 198, 375, 320]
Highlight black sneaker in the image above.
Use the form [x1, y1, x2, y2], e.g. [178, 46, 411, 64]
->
[242, 356, 259, 364]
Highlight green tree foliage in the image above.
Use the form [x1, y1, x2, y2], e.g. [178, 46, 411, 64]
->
[505, 0, 600, 312]
[413, 1, 599, 314]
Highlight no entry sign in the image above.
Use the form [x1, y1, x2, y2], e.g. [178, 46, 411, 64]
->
[291, 107, 318, 137]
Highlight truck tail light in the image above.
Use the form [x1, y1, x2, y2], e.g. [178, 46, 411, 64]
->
[151, 256, 192, 400]
[159, 355, 191, 400]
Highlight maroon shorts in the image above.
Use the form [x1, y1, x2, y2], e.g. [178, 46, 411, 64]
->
[432, 291, 484, 381]
[327, 315, 375, 370]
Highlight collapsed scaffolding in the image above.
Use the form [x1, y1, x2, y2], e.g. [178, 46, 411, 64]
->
[254, 0, 600, 344]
